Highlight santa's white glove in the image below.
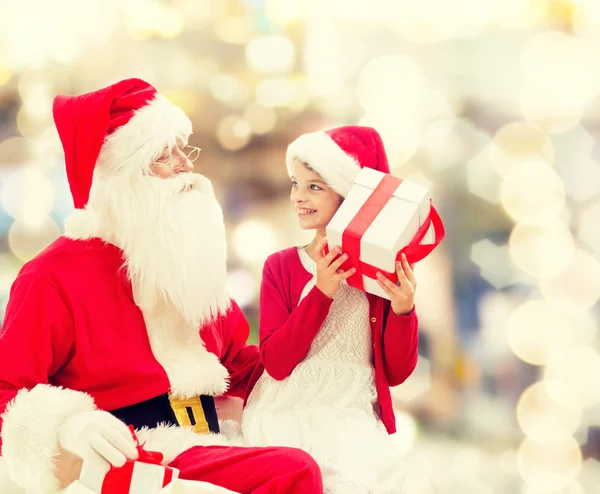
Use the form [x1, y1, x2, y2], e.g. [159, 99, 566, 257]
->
[58, 410, 139, 471]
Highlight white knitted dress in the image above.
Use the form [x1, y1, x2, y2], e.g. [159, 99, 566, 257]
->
[242, 247, 405, 493]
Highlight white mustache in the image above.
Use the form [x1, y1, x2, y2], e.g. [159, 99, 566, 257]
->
[165, 173, 214, 195]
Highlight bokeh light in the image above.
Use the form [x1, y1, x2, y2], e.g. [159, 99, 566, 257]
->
[507, 300, 573, 366]
[519, 31, 598, 133]
[522, 478, 585, 494]
[471, 240, 516, 289]
[393, 411, 419, 456]
[0, 0, 117, 68]
[500, 159, 566, 222]
[1, 168, 55, 225]
[255, 77, 295, 108]
[426, 119, 490, 170]
[217, 116, 252, 151]
[244, 103, 277, 136]
[467, 148, 502, 204]
[578, 199, 600, 255]
[544, 346, 600, 409]
[232, 220, 277, 265]
[264, 0, 310, 24]
[360, 113, 420, 167]
[393, 357, 431, 402]
[517, 381, 581, 444]
[125, 3, 184, 40]
[489, 122, 555, 177]
[8, 217, 61, 262]
[227, 269, 258, 308]
[245, 35, 296, 74]
[214, 17, 254, 45]
[508, 219, 574, 279]
[356, 55, 425, 115]
[210, 74, 249, 107]
[494, 0, 547, 29]
[517, 436, 582, 490]
[539, 248, 600, 313]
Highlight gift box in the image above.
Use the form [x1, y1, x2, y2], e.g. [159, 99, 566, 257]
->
[326, 167, 445, 299]
[79, 426, 179, 494]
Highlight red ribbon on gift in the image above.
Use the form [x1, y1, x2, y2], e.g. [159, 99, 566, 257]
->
[100, 426, 174, 493]
[129, 425, 165, 465]
[329, 174, 445, 291]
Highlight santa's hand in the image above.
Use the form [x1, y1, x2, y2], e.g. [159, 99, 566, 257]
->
[58, 410, 139, 470]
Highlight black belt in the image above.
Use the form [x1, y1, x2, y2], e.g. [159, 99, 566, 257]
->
[110, 393, 219, 434]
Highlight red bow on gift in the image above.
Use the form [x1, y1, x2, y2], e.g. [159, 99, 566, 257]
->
[128, 425, 165, 465]
[326, 174, 445, 291]
[100, 426, 174, 494]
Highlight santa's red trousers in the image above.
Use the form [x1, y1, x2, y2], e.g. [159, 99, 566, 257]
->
[169, 445, 323, 494]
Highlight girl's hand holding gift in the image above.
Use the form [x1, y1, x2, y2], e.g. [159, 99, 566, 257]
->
[375, 253, 416, 315]
[313, 237, 356, 299]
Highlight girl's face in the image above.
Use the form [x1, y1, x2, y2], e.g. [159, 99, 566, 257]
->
[290, 158, 343, 231]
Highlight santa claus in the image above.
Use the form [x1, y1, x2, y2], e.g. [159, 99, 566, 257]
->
[0, 79, 322, 494]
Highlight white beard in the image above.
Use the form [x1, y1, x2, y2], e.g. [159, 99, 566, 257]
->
[87, 172, 231, 329]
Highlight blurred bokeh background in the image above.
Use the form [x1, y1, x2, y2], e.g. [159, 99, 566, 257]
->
[1, 0, 599, 492]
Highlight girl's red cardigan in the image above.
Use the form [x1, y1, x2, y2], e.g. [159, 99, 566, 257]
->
[246, 247, 419, 434]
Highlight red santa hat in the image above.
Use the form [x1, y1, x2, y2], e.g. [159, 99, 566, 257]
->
[53, 78, 192, 209]
[286, 125, 391, 197]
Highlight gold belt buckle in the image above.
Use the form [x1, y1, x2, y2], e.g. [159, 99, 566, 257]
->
[169, 395, 210, 434]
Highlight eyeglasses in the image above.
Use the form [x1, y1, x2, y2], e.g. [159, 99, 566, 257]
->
[185, 146, 201, 163]
[151, 145, 202, 168]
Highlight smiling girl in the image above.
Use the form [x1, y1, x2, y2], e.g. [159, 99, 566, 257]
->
[242, 126, 419, 493]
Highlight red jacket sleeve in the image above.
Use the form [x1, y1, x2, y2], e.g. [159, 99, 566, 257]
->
[259, 259, 333, 380]
[218, 300, 260, 400]
[0, 273, 75, 451]
[381, 305, 419, 386]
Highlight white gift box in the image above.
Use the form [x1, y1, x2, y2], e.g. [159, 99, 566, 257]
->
[326, 167, 440, 300]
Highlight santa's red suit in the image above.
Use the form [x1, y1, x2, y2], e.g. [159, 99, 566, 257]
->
[0, 79, 322, 494]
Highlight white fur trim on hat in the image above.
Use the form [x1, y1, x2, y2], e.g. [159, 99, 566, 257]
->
[96, 94, 193, 178]
[0, 384, 96, 493]
[286, 131, 361, 197]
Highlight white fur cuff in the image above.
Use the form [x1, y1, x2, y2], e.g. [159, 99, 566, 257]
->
[1, 384, 96, 494]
